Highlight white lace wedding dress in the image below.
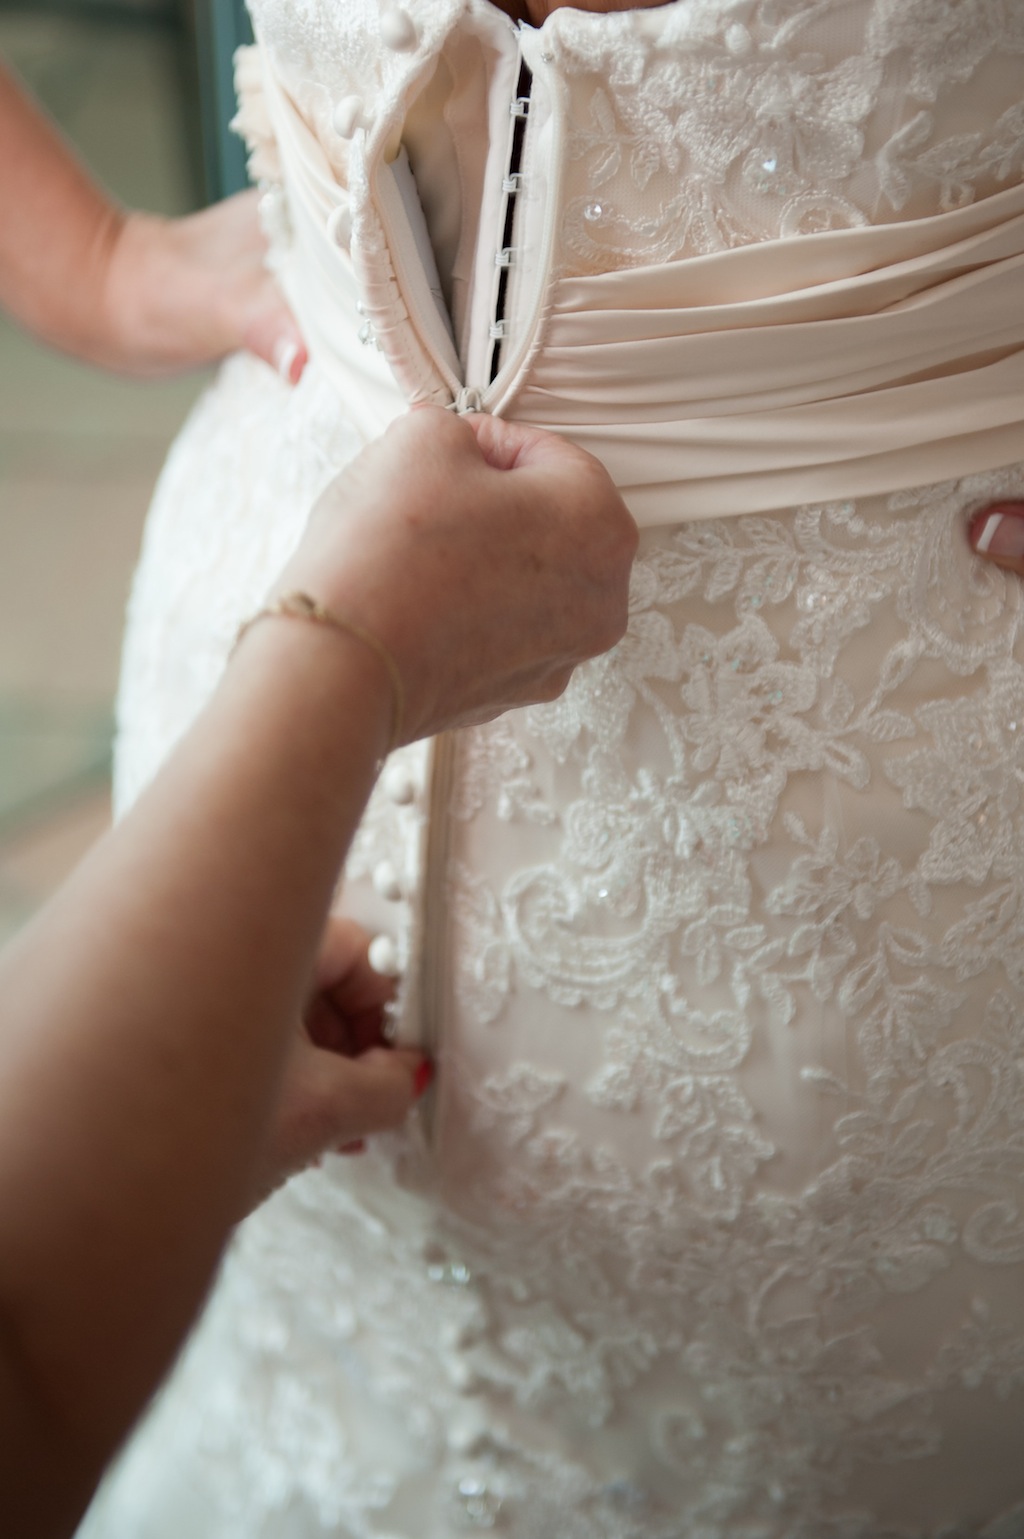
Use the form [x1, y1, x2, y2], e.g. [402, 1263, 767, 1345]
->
[81, 2, 1024, 1535]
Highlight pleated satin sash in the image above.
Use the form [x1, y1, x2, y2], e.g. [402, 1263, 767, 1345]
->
[515, 184, 1024, 522]
[260, 41, 1024, 524]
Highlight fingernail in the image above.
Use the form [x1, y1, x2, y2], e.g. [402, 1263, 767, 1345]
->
[338, 1139, 365, 1156]
[413, 1059, 435, 1100]
[273, 338, 301, 384]
[970, 505, 1024, 558]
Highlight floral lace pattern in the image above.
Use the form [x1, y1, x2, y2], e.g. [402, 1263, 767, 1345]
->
[99, 427, 1024, 1539]
[436, 466, 1024, 1534]
[549, 0, 1024, 271]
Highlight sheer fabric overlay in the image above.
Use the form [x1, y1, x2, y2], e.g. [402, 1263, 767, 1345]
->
[84, 3, 1024, 1537]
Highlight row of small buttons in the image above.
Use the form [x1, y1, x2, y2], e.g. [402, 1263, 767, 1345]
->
[421, 1240, 507, 1523]
[367, 758, 420, 982]
[326, 10, 429, 984]
[331, 7, 418, 143]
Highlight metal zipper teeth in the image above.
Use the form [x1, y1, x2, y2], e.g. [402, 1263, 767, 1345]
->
[419, 46, 539, 1125]
[488, 57, 533, 384]
[374, 33, 563, 418]
[479, 33, 564, 415]
[406, 38, 563, 1129]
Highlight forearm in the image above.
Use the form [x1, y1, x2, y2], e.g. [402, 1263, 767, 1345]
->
[0, 62, 126, 365]
[0, 63, 294, 379]
[0, 403, 637, 1532]
[0, 619, 390, 1532]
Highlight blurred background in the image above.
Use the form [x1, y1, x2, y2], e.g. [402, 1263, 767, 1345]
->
[0, 0, 251, 942]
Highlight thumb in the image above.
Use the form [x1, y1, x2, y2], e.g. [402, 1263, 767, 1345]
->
[314, 1047, 431, 1150]
[969, 503, 1024, 576]
[462, 411, 576, 472]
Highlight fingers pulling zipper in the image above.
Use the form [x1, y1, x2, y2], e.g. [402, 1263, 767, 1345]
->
[448, 387, 486, 414]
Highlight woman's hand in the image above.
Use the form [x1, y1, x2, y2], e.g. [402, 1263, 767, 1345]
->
[968, 502, 1024, 575]
[278, 406, 639, 743]
[103, 191, 306, 381]
[0, 64, 306, 380]
[249, 917, 429, 1209]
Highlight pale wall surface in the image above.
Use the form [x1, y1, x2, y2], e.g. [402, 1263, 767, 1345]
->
[0, 8, 210, 937]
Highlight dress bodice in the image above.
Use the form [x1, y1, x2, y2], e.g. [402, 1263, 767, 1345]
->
[84, 5, 1024, 1538]
[238, 0, 1024, 519]
[248, 0, 1024, 264]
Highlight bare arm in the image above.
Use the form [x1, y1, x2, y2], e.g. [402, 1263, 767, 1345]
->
[0, 60, 304, 378]
[0, 617, 395, 1536]
[0, 408, 637, 1535]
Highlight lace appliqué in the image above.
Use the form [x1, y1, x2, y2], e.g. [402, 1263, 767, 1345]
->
[439, 463, 1024, 1534]
[549, 0, 1024, 271]
[96, 1, 1024, 1533]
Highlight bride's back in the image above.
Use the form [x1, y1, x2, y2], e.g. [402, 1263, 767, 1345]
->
[84, 3, 1024, 1535]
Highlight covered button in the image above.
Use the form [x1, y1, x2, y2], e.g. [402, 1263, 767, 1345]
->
[368, 934, 401, 978]
[373, 860, 403, 901]
[380, 7, 417, 50]
[326, 204, 351, 245]
[382, 762, 416, 805]
[331, 95, 365, 139]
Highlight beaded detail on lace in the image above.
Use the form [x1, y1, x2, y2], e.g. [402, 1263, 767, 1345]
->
[546, 0, 1024, 272]
[236, 0, 1024, 282]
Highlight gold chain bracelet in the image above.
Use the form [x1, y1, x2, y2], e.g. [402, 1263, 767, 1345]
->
[235, 590, 404, 755]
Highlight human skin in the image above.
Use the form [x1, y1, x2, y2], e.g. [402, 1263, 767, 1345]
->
[1, 12, 1016, 1530]
[281, 409, 636, 739]
[0, 60, 305, 380]
[2, 47, 1013, 566]
[0, 406, 636, 1539]
[968, 503, 1024, 577]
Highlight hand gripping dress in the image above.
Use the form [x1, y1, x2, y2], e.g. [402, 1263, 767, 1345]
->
[81, 3, 1024, 1536]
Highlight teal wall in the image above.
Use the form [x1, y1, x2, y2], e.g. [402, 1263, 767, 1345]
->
[193, 0, 252, 200]
[0, 0, 253, 203]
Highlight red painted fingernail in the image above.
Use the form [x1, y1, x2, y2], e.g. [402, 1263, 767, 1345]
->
[338, 1139, 365, 1156]
[413, 1059, 435, 1100]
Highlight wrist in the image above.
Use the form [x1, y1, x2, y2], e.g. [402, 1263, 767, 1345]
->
[236, 592, 404, 751]
[226, 598, 396, 771]
[29, 196, 128, 369]
[99, 211, 178, 374]
[277, 529, 430, 743]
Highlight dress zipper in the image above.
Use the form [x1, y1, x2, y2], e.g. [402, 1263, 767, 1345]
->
[479, 29, 564, 415]
[373, 156, 463, 399]
[375, 29, 563, 418]
[381, 32, 564, 1108]
[450, 387, 484, 414]
[487, 57, 533, 384]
